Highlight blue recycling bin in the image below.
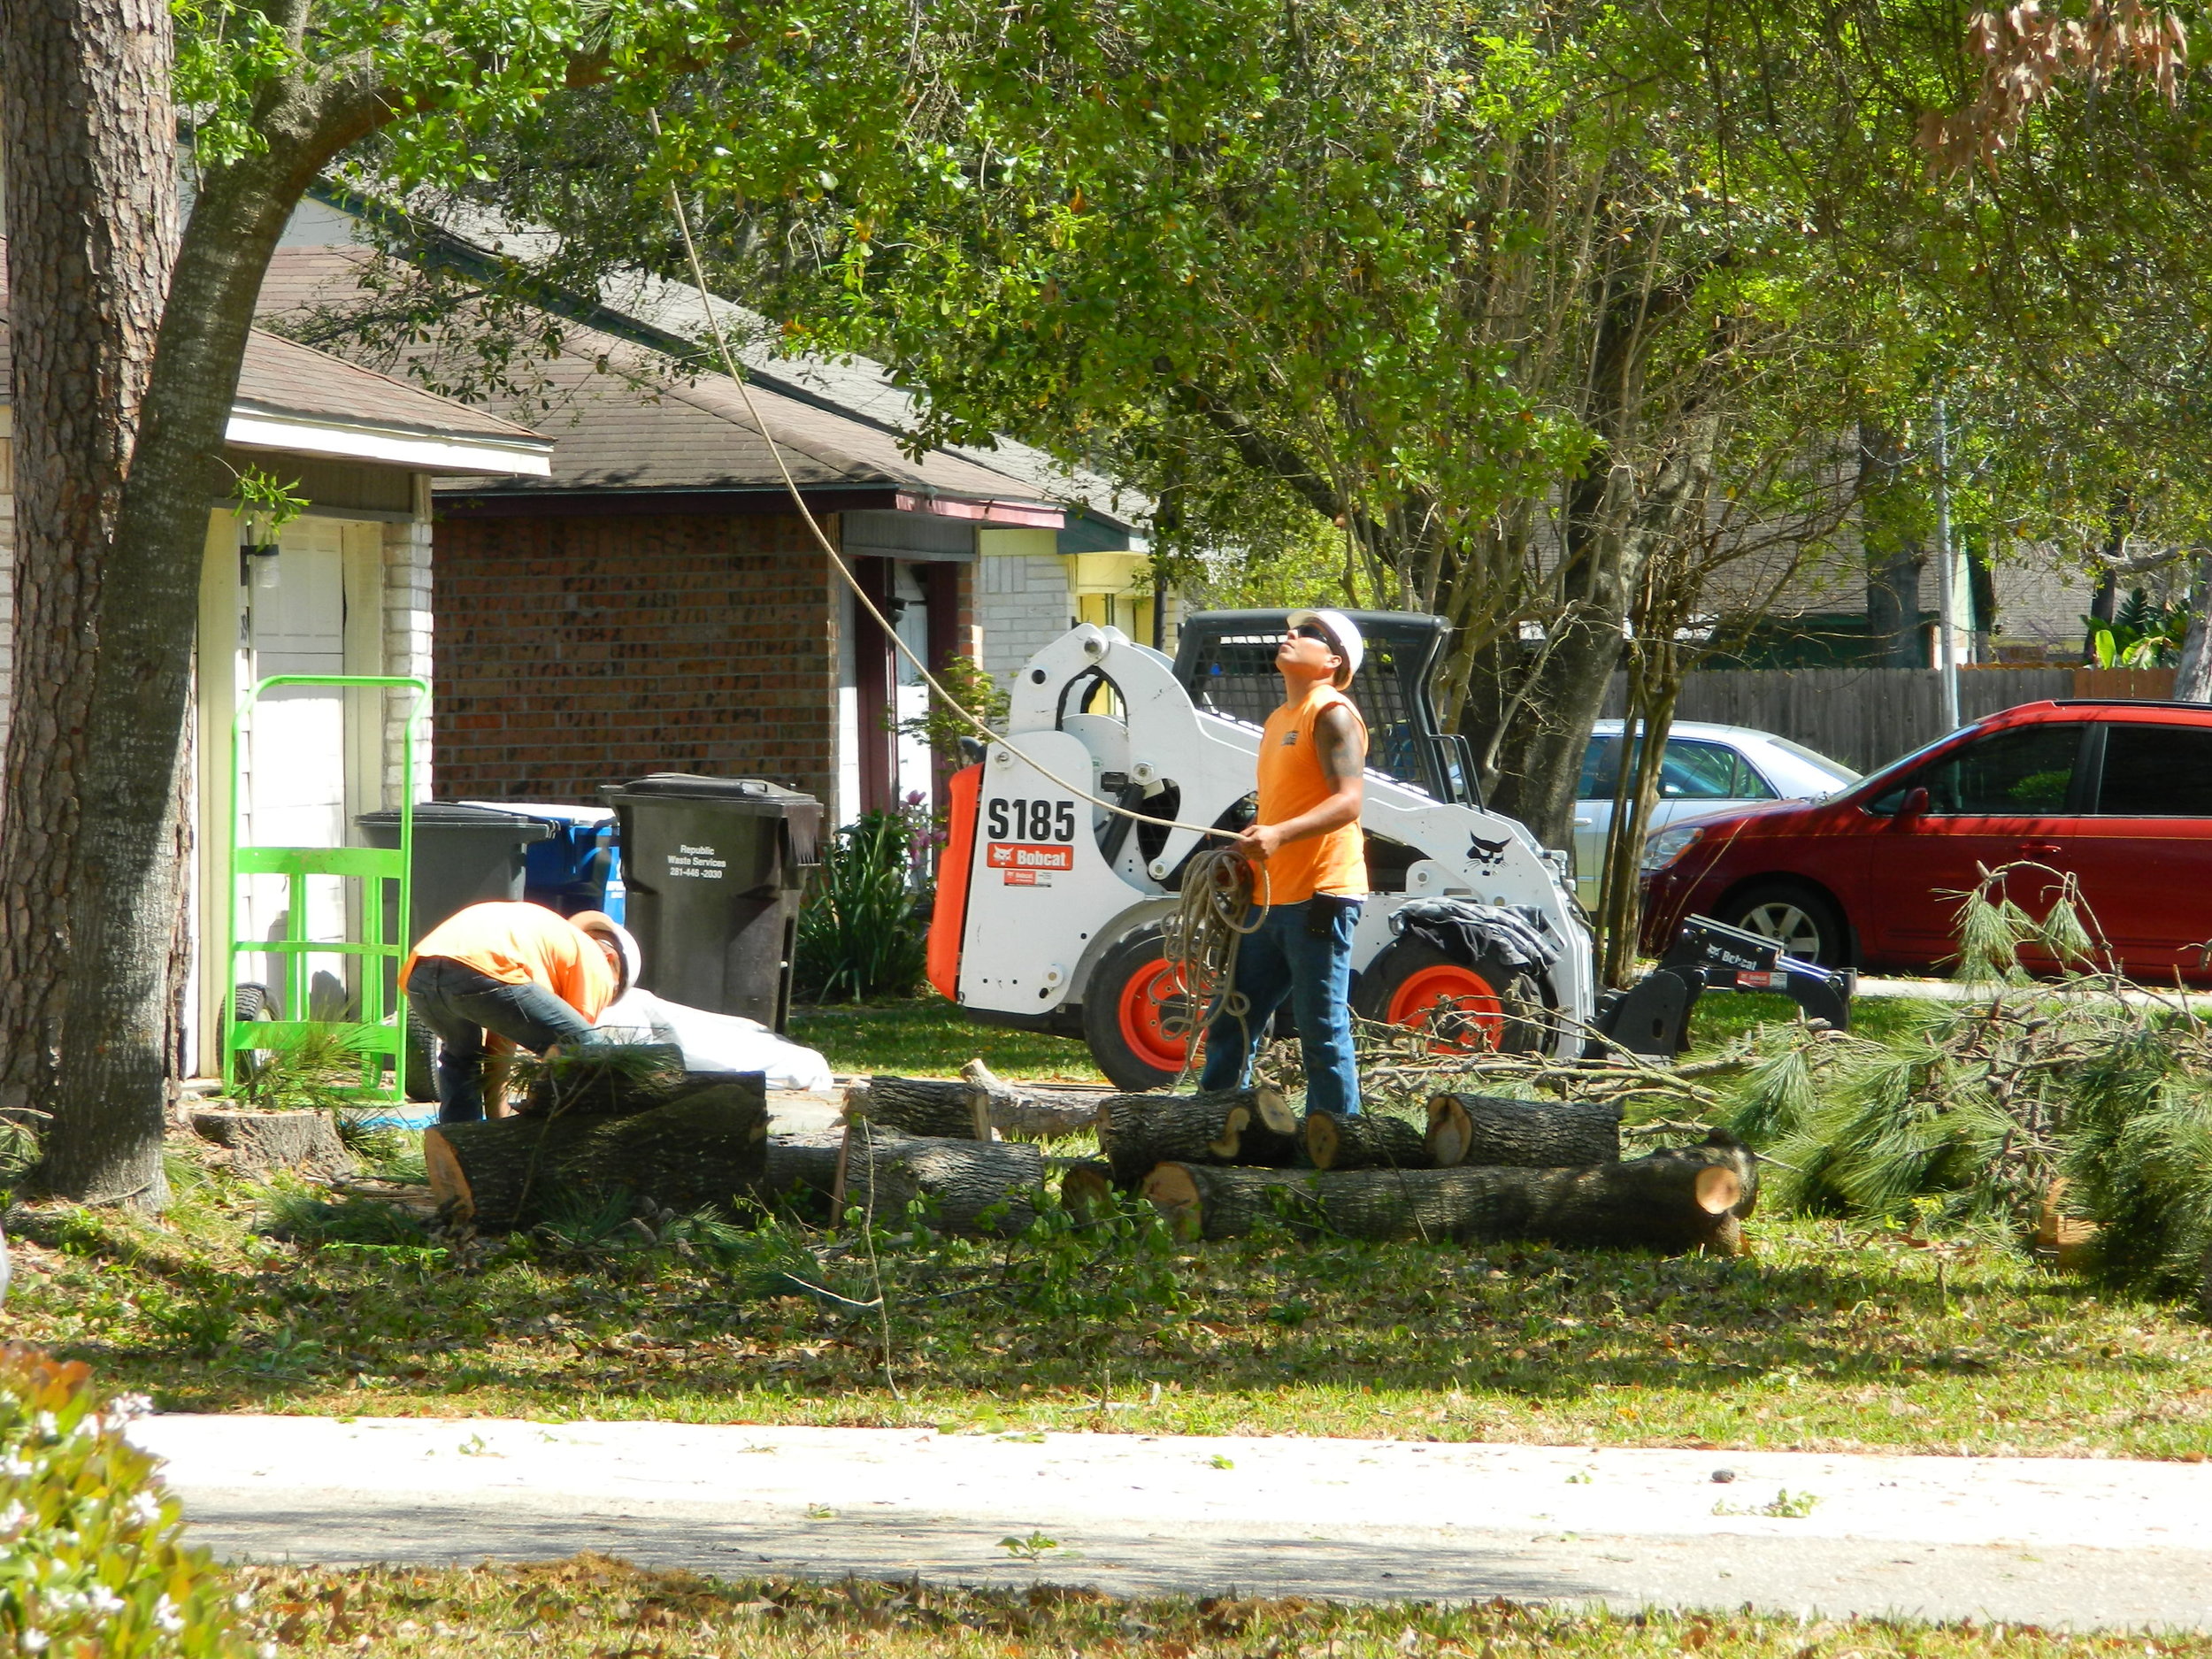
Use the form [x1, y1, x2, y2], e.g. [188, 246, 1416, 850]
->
[464, 801, 626, 920]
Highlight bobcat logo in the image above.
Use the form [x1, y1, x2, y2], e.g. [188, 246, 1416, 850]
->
[1467, 833, 1510, 867]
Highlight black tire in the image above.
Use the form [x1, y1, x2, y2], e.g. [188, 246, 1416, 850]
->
[1352, 937, 1545, 1056]
[229, 983, 278, 1086]
[403, 1007, 439, 1103]
[1716, 879, 1849, 967]
[1080, 927, 1197, 1093]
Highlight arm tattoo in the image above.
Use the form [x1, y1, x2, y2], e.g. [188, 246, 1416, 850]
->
[1315, 705, 1366, 787]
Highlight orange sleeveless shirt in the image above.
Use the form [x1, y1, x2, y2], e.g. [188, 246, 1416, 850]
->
[1254, 682, 1367, 904]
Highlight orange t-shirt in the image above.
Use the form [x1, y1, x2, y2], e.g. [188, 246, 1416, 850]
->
[1253, 682, 1367, 905]
[402, 902, 618, 1022]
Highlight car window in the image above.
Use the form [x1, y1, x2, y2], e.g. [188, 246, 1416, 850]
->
[1730, 753, 1778, 800]
[1659, 741, 1741, 800]
[1577, 736, 1620, 800]
[2097, 724, 2212, 816]
[1914, 724, 2084, 815]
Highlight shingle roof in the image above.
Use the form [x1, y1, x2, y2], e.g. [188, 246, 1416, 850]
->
[1, 243, 545, 456]
[258, 245, 1068, 513]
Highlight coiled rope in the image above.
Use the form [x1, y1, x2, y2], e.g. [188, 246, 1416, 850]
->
[1160, 843, 1269, 1081]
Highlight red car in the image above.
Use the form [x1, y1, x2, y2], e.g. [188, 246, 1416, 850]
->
[1639, 698, 2212, 982]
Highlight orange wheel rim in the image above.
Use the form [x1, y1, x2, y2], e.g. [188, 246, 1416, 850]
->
[1386, 963, 1503, 1052]
[1118, 956, 1196, 1073]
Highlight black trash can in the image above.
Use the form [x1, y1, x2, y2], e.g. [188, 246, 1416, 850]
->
[601, 773, 822, 1031]
[357, 803, 557, 1102]
[357, 802, 557, 949]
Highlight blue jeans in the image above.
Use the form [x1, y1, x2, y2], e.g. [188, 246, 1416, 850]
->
[1200, 897, 1363, 1116]
[406, 957, 598, 1124]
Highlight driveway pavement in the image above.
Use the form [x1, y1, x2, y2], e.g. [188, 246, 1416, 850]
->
[132, 1416, 2212, 1630]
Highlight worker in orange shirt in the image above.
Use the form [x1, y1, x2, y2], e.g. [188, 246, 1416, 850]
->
[402, 902, 640, 1122]
[1199, 609, 1368, 1117]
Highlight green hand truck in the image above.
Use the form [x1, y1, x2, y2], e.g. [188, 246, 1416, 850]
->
[220, 674, 430, 1102]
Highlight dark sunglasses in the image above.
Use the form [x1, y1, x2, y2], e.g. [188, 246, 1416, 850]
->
[1290, 624, 1336, 644]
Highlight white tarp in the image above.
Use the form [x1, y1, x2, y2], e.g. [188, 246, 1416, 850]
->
[595, 987, 834, 1092]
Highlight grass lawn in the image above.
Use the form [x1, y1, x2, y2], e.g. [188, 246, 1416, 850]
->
[790, 999, 1106, 1082]
[227, 1555, 2212, 1657]
[788, 987, 1929, 1083]
[7, 1132, 2210, 1459]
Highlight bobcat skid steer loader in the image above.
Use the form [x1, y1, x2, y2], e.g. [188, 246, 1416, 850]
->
[924, 611, 1600, 1090]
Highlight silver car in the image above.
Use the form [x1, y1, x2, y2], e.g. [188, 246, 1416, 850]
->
[1571, 719, 1859, 905]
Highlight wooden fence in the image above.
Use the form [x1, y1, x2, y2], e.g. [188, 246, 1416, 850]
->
[1600, 666, 2178, 774]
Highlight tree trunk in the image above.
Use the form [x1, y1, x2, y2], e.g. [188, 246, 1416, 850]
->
[1143, 1136, 1754, 1252]
[1306, 1110, 1431, 1171]
[518, 1048, 693, 1118]
[832, 1121, 1042, 1236]
[846, 1076, 989, 1140]
[2175, 552, 2212, 703]
[964, 1057, 1102, 1139]
[1425, 1092, 1620, 1169]
[0, 0, 396, 1207]
[423, 1081, 770, 1230]
[1859, 424, 1927, 669]
[1096, 1087, 1299, 1187]
[0, 0, 181, 1209]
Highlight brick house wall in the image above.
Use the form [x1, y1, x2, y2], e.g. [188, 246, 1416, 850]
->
[432, 511, 843, 807]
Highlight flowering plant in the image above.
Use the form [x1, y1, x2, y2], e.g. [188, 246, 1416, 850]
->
[0, 1345, 248, 1657]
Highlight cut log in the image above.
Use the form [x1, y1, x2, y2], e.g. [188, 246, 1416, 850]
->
[425, 1079, 768, 1230]
[833, 1122, 1043, 1236]
[190, 1110, 353, 1175]
[1097, 1087, 1299, 1187]
[963, 1057, 1103, 1139]
[844, 1076, 990, 1140]
[1306, 1110, 1431, 1171]
[1142, 1134, 1755, 1254]
[1058, 1159, 1117, 1223]
[760, 1134, 846, 1204]
[515, 1044, 691, 1118]
[1425, 1092, 1621, 1169]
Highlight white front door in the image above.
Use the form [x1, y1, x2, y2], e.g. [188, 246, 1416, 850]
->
[238, 518, 351, 1016]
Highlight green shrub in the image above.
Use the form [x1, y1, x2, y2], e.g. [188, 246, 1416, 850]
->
[0, 1345, 248, 1657]
[795, 806, 933, 1002]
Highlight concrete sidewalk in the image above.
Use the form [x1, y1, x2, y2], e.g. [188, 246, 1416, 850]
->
[132, 1416, 2212, 1630]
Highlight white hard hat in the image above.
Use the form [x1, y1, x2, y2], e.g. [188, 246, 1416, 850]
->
[571, 910, 642, 994]
[1286, 608, 1364, 687]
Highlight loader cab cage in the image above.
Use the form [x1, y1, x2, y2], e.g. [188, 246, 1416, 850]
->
[1172, 611, 1476, 806]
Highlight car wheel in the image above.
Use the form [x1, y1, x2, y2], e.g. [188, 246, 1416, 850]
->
[1080, 928, 1201, 1092]
[1352, 938, 1545, 1055]
[1717, 881, 1848, 966]
[403, 1008, 440, 1103]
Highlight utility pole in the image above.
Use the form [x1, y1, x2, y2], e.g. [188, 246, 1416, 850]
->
[1932, 397, 1961, 731]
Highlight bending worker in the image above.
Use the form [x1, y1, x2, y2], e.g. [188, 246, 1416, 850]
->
[403, 902, 640, 1123]
[1199, 609, 1369, 1117]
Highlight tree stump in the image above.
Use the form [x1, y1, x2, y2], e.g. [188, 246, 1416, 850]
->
[1142, 1135, 1754, 1254]
[964, 1057, 1102, 1139]
[190, 1110, 353, 1176]
[1306, 1110, 1431, 1171]
[833, 1122, 1043, 1235]
[844, 1076, 990, 1140]
[1097, 1087, 1299, 1187]
[424, 1080, 768, 1230]
[1424, 1093, 1621, 1169]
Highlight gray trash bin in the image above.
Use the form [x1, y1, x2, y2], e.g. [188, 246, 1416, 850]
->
[357, 802, 557, 949]
[357, 803, 557, 1101]
[601, 774, 822, 1031]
